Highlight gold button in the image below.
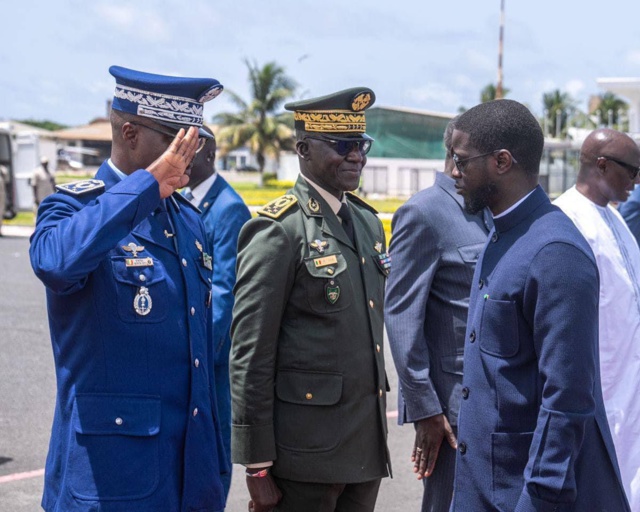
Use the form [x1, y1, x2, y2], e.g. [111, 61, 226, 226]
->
[192, 407, 198, 417]
[115, 417, 123, 426]
[361, 257, 366, 264]
[305, 393, 313, 400]
[190, 307, 195, 316]
[376, 344, 381, 353]
[369, 300, 374, 308]
[379, 388, 383, 397]
[182, 258, 188, 267]
[327, 268, 334, 275]
[194, 358, 200, 368]
[139, 274, 146, 282]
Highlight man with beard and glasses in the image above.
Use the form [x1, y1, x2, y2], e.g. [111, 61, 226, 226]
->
[230, 88, 390, 512]
[30, 65, 229, 512]
[554, 128, 640, 509]
[449, 99, 630, 512]
[384, 116, 492, 512]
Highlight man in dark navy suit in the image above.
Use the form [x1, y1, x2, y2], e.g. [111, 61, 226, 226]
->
[184, 125, 251, 497]
[30, 65, 229, 512]
[449, 99, 629, 511]
[385, 117, 492, 512]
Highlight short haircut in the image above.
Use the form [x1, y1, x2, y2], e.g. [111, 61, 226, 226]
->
[455, 100, 544, 174]
[443, 115, 459, 152]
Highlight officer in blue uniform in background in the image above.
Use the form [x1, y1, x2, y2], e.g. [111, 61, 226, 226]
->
[183, 125, 251, 497]
[30, 65, 229, 512]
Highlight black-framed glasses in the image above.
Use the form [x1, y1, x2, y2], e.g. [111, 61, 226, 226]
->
[599, 155, 640, 180]
[304, 135, 372, 156]
[452, 149, 518, 173]
[130, 122, 206, 153]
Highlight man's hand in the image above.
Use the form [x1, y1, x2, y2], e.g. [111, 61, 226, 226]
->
[147, 126, 199, 198]
[246, 473, 282, 512]
[412, 414, 457, 480]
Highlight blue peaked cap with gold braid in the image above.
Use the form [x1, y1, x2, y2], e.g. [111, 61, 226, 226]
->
[109, 65, 223, 139]
[285, 87, 375, 141]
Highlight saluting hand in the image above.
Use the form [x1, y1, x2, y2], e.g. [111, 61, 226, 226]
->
[412, 413, 457, 480]
[147, 126, 199, 198]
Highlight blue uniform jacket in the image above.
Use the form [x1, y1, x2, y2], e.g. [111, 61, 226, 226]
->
[451, 186, 629, 512]
[197, 175, 251, 365]
[30, 162, 228, 512]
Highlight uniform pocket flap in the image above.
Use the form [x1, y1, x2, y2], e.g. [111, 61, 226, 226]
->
[304, 253, 347, 279]
[457, 242, 485, 264]
[440, 354, 464, 376]
[111, 257, 166, 286]
[276, 371, 343, 406]
[72, 394, 161, 436]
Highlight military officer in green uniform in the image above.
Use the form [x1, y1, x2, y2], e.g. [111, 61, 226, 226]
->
[230, 88, 391, 512]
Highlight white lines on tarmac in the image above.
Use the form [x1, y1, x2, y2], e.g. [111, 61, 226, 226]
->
[0, 468, 44, 484]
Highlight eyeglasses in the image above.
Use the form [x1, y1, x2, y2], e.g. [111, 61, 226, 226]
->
[304, 135, 372, 156]
[452, 150, 518, 173]
[598, 156, 640, 180]
[130, 122, 206, 153]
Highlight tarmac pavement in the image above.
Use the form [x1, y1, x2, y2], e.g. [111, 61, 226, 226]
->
[0, 234, 423, 511]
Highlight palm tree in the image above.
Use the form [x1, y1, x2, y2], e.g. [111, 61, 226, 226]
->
[214, 60, 297, 185]
[590, 92, 629, 130]
[542, 89, 577, 138]
[480, 83, 509, 103]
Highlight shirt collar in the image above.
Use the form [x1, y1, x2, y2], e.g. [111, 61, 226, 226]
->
[107, 158, 127, 181]
[492, 188, 536, 219]
[189, 173, 218, 206]
[301, 174, 346, 216]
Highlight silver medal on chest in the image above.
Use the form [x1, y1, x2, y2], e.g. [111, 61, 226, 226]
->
[134, 286, 153, 316]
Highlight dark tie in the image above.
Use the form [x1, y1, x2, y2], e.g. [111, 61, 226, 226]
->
[338, 203, 356, 246]
[183, 188, 195, 201]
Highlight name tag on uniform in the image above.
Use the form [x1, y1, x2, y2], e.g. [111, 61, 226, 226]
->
[314, 255, 338, 268]
[125, 258, 154, 267]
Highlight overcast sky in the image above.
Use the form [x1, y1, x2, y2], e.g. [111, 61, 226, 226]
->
[2, 0, 640, 127]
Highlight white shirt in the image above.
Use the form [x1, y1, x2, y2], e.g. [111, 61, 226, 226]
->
[554, 186, 640, 509]
[187, 173, 218, 207]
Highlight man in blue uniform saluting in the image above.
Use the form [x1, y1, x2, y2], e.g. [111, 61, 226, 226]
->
[30, 65, 229, 512]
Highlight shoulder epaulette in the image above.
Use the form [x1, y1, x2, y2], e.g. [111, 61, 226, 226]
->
[346, 192, 378, 214]
[56, 179, 105, 196]
[257, 194, 298, 219]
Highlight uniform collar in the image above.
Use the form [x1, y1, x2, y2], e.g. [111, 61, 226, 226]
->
[190, 173, 218, 207]
[493, 185, 548, 233]
[300, 174, 345, 216]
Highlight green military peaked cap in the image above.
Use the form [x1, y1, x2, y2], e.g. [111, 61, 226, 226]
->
[285, 87, 376, 138]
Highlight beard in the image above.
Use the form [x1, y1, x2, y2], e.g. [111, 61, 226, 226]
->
[464, 181, 497, 215]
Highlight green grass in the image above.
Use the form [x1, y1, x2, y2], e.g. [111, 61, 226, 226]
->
[5, 211, 34, 226]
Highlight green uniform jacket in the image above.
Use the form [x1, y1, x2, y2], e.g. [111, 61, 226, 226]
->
[230, 176, 391, 484]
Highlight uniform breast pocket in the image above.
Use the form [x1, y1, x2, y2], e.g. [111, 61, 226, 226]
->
[457, 242, 485, 268]
[479, 298, 519, 357]
[68, 394, 161, 501]
[302, 253, 353, 313]
[111, 257, 169, 323]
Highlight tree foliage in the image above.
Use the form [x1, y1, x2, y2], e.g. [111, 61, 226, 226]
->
[590, 92, 629, 129]
[16, 119, 68, 131]
[213, 60, 297, 180]
[480, 83, 510, 103]
[542, 90, 577, 138]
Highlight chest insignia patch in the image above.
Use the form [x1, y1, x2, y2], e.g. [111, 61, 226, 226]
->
[195, 239, 203, 252]
[202, 252, 213, 270]
[56, 179, 105, 196]
[374, 241, 383, 253]
[309, 239, 328, 254]
[122, 242, 145, 257]
[134, 286, 152, 316]
[314, 255, 338, 268]
[373, 252, 392, 276]
[325, 280, 340, 304]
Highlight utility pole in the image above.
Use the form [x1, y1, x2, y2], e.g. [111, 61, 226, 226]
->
[495, 0, 505, 100]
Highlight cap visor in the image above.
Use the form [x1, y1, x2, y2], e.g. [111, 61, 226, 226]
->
[154, 119, 214, 139]
[321, 133, 374, 142]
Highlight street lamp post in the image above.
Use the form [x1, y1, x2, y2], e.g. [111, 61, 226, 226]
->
[495, 0, 505, 100]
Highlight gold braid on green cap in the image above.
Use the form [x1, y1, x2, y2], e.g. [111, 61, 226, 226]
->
[285, 88, 375, 135]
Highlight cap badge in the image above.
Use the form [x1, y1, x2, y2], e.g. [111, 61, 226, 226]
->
[351, 92, 372, 112]
[374, 241, 383, 253]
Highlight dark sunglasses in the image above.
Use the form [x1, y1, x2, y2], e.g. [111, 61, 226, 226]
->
[130, 122, 206, 153]
[304, 135, 372, 156]
[599, 155, 640, 180]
